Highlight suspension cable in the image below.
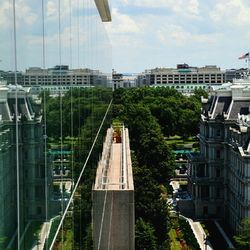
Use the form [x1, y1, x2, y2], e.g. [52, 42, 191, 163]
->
[49, 99, 112, 250]
[12, 0, 20, 249]
[41, 0, 49, 249]
[69, 0, 74, 248]
[76, 1, 82, 248]
[57, 0, 64, 248]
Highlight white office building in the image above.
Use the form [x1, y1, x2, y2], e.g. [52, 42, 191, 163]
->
[22, 65, 108, 94]
[137, 64, 225, 93]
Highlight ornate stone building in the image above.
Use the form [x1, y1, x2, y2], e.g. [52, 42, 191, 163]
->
[188, 78, 250, 233]
[0, 83, 50, 248]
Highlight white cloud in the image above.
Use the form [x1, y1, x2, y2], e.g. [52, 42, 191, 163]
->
[0, 0, 37, 27]
[210, 0, 250, 27]
[110, 34, 146, 49]
[119, 0, 200, 17]
[47, 0, 94, 20]
[26, 24, 87, 47]
[47, 1, 57, 17]
[0, 2, 11, 27]
[105, 8, 140, 34]
[156, 24, 219, 47]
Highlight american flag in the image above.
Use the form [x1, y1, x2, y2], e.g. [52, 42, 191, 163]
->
[238, 52, 249, 60]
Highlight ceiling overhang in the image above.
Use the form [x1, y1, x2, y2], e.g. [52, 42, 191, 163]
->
[94, 0, 112, 22]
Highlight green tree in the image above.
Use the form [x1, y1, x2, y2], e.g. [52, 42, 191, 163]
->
[83, 224, 93, 250]
[135, 218, 158, 250]
[113, 87, 203, 138]
[132, 154, 170, 246]
[114, 103, 175, 182]
[193, 88, 209, 100]
[234, 217, 250, 250]
[112, 87, 204, 247]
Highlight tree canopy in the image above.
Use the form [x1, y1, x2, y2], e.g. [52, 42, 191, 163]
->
[135, 218, 158, 250]
[112, 87, 205, 248]
[234, 217, 250, 250]
[113, 87, 203, 137]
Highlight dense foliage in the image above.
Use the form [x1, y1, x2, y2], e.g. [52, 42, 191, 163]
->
[43, 86, 204, 249]
[113, 87, 206, 137]
[44, 88, 112, 249]
[179, 219, 200, 249]
[234, 217, 250, 250]
[113, 87, 205, 249]
[42, 87, 112, 139]
[135, 218, 158, 250]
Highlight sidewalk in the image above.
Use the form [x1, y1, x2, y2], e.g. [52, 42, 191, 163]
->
[31, 222, 51, 250]
[180, 216, 213, 250]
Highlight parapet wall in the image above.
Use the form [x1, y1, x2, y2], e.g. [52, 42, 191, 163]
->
[92, 125, 134, 250]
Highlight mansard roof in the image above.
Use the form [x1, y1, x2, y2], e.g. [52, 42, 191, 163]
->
[229, 101, 250, 120]
[202, 78, 250, 121]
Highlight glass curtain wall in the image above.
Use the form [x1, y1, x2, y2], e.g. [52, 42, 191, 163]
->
[0, 0, 112, 249]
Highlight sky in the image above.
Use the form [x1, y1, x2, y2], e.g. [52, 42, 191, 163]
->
[105, 0, 250, 72]
[0, 0, 111, 73]
[1, 0, 250, 73]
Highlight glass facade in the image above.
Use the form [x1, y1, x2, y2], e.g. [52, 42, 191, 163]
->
[0, 0, 112, 249]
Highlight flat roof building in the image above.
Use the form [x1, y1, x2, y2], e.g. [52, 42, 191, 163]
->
[92, 124, 134, 250]
[137, 64, 225, 93]
[1, 66, 109, 95]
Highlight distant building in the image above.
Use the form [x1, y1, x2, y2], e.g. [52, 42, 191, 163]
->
[0, 70, 24, 85]
[112, 70, 137, 90]
[1, 65, 108, 95]
[225, 68, 248, 83]
[0, 84, 51, 248]
[188, 77, 250, 233]
[137, 64, 225, 93]
[112, 70, 123, 90]
[92, 124, 134, 250]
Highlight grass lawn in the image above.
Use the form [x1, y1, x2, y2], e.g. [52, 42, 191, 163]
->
[61, 230, 73, 250]
[168, 229, 182, 250]
[166, 135, 199, 152]
[46, 216, 75, 250]
[46, 217, 61, 248]
[54, 230, 73, 250]
[166, 135, 197, 141]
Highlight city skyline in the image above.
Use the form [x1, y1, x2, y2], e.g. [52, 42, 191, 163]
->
[106, 0, 250, 72]
[1, 0, 250, 73]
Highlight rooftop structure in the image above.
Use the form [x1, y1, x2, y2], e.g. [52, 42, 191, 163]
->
[93, 124, 134, 250]
[94, 0, 112, 22]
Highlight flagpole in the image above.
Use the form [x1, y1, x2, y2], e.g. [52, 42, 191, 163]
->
[248, 52, 250, 69]
[238, 52, 250, 71]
